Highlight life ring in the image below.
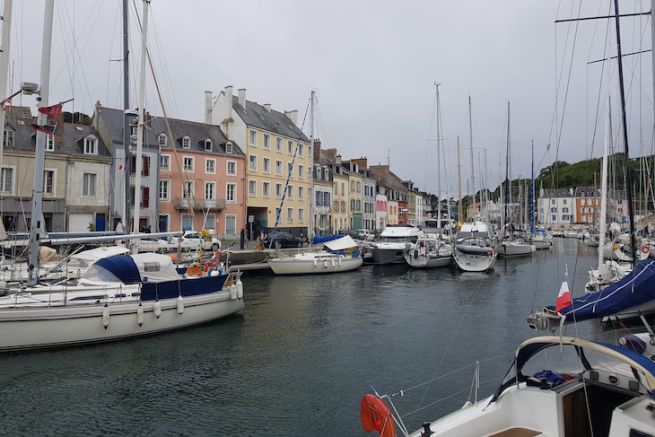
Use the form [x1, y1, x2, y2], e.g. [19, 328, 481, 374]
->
[187, 263, 202, 277]
[641, 245, 650, 255]
[360, 394, 396, 437]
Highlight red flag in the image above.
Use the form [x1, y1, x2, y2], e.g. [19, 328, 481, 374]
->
[555, 280, 572, 313]
[38, 103, 62, 117]
[31, 124, 55, 135]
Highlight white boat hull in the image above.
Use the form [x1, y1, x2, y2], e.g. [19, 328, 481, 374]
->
[0, 291, 244, 352]
[497, 242, 535, 257]
[404, 253, 452, 269]
[453, 247, 496, 272]
[268, 254, 362, 274]
[532, 239, 552, 250]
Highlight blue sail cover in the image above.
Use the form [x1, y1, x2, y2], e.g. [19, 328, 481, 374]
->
[553, 259, 655, 321]
[93, 255, 142, 284]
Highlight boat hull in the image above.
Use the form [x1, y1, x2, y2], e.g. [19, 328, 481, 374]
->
[371, 244, 407, 264]
[532, 239, 552, 250]
[0, 291, 244, 352]
[453, 246, 496, 272]
[404, 253, 452, 269]
[268, 255, 362, 275]
[497, 243, 535, 257]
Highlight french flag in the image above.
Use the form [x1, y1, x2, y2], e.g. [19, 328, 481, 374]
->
[555, 280, 572, 313]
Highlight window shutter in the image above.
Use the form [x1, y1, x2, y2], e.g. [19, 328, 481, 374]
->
[142, 187, 150, 207]
[143, 156, 150, 176]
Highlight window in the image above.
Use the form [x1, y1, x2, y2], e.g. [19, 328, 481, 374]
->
[225, 215, 237, 235]
[160, 155, 170, 170]
[298, 165, 304, 179]
[263, 134, 270, 149]
[316, 190, 321, 206]
[562, 214, 570, 221]
[159, 180, 170, 201]
[275, 183, 282, 198]
[43, 170, 54, 194]
[562, 207, 569, 213]
[82, 173, 96, 196]
[288, 162, 293, 175]
[158, 133, 167, 147]
[287, 207, 293, 222]
[183, 181, 194, 198]
[288, 140, 293, 154]
[263, 157, 271, 173]
[206, 159, 216, 174]
[183, 157, 194, 172]
[226, 160, 237, 176]
[551, 214, 557, 222]
[129, 186, 150, 207]
[0, 167, 12, 193]
[182, 136, 191, 149]
[205, 182, 215, 200]
[249, 130, 257, 146]
[551, 199, 556, 205]
[275, 160, 283, 176]
[46, 135, 54, 151]
[204, 139, 212, 151]
[225, 142, 233, 154]
[276, 138, 282, 151]
[181, 214, 193, 231]
[263, 182, 270, 198]
[287, 185, 294, 199]
[563, 199, 567, 205]
[2, 130, 14, 147]
[298, 186, 304, 200]
[226, 183, 236, 203]
[129, 155, 150, 176]
[249, 155, 257, 171]
[298, 144, 304, 155]
[248, 180, 257, 196]
[550, 207, 557, 213]
[298, 208, 304, 223]
[84, 136, 98, 155]
[204, 214, 215, 230]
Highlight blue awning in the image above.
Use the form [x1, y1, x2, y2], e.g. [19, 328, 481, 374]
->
[93, 255, 142, 284]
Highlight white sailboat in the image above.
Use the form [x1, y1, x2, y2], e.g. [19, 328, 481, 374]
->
[452, 218, 496, 272]
[0, 0, 244, 352]
[268, 235, 363, 274]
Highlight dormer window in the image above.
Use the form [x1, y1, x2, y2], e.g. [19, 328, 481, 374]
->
[225, 142, 233, 154]
[158, 133, 167, 147]
[204, 139, 212, 151]
[182, 136, 190, 149]
[84, 135, 98, 155]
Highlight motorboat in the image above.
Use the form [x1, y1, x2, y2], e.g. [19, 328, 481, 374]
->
[452, 220, 496, 272]
[361, 336, 655, 437]
[370, 225, 422, 264]
[268, 236, 363, 275]
[0, 253, 244, 351]
[403, 235, 452, 269]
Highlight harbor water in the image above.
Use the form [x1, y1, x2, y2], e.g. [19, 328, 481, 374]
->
[0, 239, 604, 436]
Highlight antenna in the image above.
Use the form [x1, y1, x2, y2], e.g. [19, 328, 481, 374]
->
[387, 148, 390, 166]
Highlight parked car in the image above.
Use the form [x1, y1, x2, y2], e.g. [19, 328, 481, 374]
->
[352, 229, 375, 241]
[172, 231, 221, 252]
[262, 231, 305, 248]
[137, 237, 172, 253]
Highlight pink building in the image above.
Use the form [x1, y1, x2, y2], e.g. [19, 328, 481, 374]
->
[155, 116, 247, 236]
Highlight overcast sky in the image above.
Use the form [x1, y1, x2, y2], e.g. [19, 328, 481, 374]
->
[9, 0, 655, 196]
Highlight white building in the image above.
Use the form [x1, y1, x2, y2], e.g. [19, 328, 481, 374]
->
[538, 188, 575, 226]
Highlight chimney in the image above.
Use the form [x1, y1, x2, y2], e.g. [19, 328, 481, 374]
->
[284, 109, 298, 126]
[204, 90, 213, 124]
[351, 157, 368, 170]
[238, 88, 246, 108]
[313, 138, 321, 160]
[94, 100, 102, 131]
[264, 103, 271, 112]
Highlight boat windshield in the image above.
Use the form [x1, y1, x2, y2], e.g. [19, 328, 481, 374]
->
[83, 264, 123, 283]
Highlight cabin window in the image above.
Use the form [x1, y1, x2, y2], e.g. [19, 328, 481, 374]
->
[143, 262, 161, 272]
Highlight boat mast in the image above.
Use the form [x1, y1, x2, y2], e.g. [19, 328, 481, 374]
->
[435, 82, 442, 230]
[28, 0, 54, 286]
[121, 0, 130, 231]
[308, 90, 315, 238]
[468, 96, 476, 220]
[0, 0, 13, 239]
[598, 98, 611, 270]
[457, 135, 463, 223]
[613, 0, 638, 267]
[131, 0, 150, 245]
[530, 139, 535, 237]
[503, 101, 510, 233]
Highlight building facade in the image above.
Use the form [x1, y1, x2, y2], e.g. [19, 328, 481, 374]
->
[538, 188, 575, 226]
[574, 187, 600, 225]
[312, 140, 333, 236]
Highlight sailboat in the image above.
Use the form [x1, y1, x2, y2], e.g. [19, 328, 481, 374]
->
[268, 235, 363, 274]
[0, 0, 243, 352]
[497, 102, 535, 257]
[405, 83, 453, 269]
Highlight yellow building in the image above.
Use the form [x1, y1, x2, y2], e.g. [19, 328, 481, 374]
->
[213, 86, 312, 238]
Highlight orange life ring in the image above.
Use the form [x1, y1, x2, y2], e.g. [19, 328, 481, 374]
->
[641, 245, 650, 254]
[611, 242, 620, 252]
[360, 394, 396, 437]
[187, 263, 202, 277]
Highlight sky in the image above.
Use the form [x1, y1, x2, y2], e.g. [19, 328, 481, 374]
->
[8, 0, 655, 197]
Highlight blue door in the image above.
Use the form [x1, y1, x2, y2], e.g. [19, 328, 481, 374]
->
[95, 214, 106, 232]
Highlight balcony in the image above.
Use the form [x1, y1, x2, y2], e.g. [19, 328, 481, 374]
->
[176, 197, 226, 211]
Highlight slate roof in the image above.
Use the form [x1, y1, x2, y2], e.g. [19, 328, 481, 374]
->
[541, 188, 573, 198]
[95, 105, 244, 156]
[574, 186, 600, 197]
[232, 97, 309, 143]
[3, 107, 110, 158]
[369, 165, 408, 192]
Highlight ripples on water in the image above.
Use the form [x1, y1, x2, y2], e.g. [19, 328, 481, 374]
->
[0, 239, 604, 436]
